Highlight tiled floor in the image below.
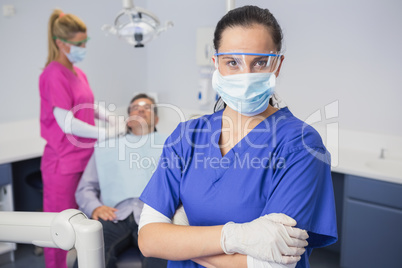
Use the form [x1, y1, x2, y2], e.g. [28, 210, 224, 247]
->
[0, 245, 44, 268]
[0, 244, 340, 268]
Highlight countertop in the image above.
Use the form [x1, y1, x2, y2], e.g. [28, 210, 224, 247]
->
[315, 125, 402, 185]
[0, 137, 45, 165]
[0, 119, 45, 165]
[332, 148, 402, 185]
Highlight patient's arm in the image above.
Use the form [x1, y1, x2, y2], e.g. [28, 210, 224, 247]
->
[75, 155, 103, 218]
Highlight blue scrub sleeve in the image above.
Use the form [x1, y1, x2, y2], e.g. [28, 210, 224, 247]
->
[140, 123, 185, 219]
[263, 146, 338, 248]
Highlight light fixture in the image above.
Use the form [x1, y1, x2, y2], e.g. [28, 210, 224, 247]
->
[102, 0, 173, 48]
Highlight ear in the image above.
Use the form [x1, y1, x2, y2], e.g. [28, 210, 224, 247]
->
[55, 38, 63, 49]
[275, 55, 285, 78]
[55, 39, 70, 53]
[212, 56, 218, 69]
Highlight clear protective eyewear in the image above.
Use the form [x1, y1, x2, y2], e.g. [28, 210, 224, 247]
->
[53, 36, 90, 47]
[214, 52, 282, 75]
[129, 102, 153, 112]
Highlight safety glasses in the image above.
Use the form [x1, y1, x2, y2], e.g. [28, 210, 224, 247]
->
[53, 36, 90, 47]
[129, 103, 153, 112]
[214, 52, 282, 75]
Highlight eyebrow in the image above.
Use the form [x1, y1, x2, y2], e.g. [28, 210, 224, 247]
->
[251, 56, 270, 63]
[252, 56, 268, 60]
[221, 56, 237, 60]
[220, 56, 244, 62]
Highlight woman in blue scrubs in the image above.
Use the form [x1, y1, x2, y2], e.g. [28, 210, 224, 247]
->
[138, 5, 337, 268]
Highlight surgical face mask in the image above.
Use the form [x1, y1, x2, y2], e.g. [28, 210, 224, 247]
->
[212, 70, 276, 116]
[64, 45, 87, 64]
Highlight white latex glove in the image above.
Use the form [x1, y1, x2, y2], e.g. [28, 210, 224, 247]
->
[106, 115, 116, 127]
[97, 126, 119, 143]
[117, 117, 128, 136]
[221, 213, 309, 264]
[103, 115, 127, 139]
[172, 205, 189, 226]
[54, 107, 104, 140]
[94, 103, 126, 135]
[247, 255, 296, 268]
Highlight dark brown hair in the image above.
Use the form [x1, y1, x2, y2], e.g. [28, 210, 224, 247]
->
[213, 5, 283, 52]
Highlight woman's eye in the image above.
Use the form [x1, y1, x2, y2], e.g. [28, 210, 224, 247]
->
[255, 60, 267, 67]
[228, 60, 237, 67]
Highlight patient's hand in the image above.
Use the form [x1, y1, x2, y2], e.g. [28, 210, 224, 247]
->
[92, 205, 118, 221]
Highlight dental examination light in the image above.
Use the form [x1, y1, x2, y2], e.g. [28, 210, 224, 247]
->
[102, 0, 173, 47]
[0, 209, 105, 268]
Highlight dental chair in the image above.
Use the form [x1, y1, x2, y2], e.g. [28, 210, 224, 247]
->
[67, 246, 142, 268]
[0, 209, 105, 268]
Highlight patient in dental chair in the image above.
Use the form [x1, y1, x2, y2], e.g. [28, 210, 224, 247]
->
[74, 94, 168, 268]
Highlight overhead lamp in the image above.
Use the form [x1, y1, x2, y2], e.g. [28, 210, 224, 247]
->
[102, 0, 173, 48]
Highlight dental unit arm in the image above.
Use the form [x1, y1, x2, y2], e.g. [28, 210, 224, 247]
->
[0, 209, 105, 268]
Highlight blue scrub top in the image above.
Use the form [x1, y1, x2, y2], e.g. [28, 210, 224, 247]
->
[140, 107, 338, 268]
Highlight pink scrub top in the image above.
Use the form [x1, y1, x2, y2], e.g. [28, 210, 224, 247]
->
[39, 61, 95, 174]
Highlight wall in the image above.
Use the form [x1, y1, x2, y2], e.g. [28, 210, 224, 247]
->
[146, 0, 402, 136]
[0, 0, 401, 137]
[0, 0, 148, 124]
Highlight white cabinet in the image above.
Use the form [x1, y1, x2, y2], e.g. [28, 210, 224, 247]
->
[0, 164, 16, 263]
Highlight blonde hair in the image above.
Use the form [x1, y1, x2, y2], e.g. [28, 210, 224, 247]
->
[45, 9, 87, 67]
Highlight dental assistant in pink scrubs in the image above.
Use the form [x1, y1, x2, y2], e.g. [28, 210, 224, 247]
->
[39, 9, 110, 268]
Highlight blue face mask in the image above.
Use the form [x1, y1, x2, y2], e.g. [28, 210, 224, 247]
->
[64, 45, 87, 64]
[212, 70, 276, 116]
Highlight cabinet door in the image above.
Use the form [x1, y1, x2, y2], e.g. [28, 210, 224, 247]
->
[0, 163, 13, 211]
[0, 163, 16, 258]
[0, 164, 12, 187]
[341, 193, 402, 267]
